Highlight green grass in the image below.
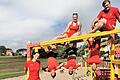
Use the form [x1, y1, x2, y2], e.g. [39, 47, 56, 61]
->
[0, 56, 26, 79]
[0, 56, 83, 79]
[0, 56, 55, 79]
[0, 71, 25, 79]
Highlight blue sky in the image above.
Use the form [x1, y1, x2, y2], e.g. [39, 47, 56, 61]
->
[0, 0, 120, 51]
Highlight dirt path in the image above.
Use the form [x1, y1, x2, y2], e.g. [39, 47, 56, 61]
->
[3, 67, 91, 80]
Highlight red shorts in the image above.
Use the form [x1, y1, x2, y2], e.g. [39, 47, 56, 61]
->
[105, 21, 115, 31]
[100, 21, 115, 31]
[65, 30, 76, 37]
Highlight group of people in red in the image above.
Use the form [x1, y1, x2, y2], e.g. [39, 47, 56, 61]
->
[41, 44, 81, 78]
[24, 0, 120, 80]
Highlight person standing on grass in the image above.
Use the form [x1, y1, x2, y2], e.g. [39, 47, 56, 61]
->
[24, 52, 40, 80]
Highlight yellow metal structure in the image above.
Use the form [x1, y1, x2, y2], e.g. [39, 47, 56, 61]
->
[34, 47, 41, 53]
[84, 48, 87, 80]
[110, 43, 115, 80]
[90, 65, 93, 80]
[26, 29, 120, 79]
[40, 29, 120, 46]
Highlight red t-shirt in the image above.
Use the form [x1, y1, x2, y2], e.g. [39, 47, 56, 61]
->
[47, 57, 59, 72]
[25, 60, 40, 80]
[97, 7, 120, 30]
[86, 38, 102, 64]
[64, 56, 78, 69]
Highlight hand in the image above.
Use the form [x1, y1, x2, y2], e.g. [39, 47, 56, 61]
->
[91, 23, 95, 29]
[60, 33, 64, 35]
[112, 25, 115, 29]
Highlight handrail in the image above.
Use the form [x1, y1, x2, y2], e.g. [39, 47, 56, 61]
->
[40, 29, 120, 46]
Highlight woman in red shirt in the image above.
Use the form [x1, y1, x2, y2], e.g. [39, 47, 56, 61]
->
[64, 47, 81, 75]
[83, 37, 102, 77]
[24, 52, 40, 80]
[42, 50, 63, 79]
[55, 12, 82, 39]
[86, 37, 102, 65]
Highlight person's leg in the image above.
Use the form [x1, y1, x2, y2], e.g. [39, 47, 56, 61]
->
[42, 66, 48, 72]
[55, 33, 68, 39]
[88, 18, 107, 33]
[76, 62, 81, 68]
[71, 32, 81, 37]
[70, 32, 80, 47]
[92, 63, 97, 71]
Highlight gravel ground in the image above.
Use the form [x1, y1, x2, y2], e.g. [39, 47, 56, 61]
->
[2, 67, 91, 80]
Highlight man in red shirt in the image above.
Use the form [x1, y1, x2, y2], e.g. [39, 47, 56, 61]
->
[88, 0, 120, 36]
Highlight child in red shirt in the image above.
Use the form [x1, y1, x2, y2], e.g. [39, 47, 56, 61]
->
[83, 37, 102, 77]
[24, 52, 40, 80]
[86, 37, 102, 64]
[64, 47, 81, 75]
[42, 50, 63, 79]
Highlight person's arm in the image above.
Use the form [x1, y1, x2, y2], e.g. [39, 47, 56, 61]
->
[62, 21, 72, 34]
[24, 62, 28, 73]
[77, 21, 82, 34]
[114, 8, 120, 23]
[57, 63, 64, 69]
[42, 66, 48, 72]
[76, 62, 81, 68]
[24, 67, 27, 73]
[118, 16, 120, 23]
[91, 11, 102, 29]
[91, 18, 99, 29]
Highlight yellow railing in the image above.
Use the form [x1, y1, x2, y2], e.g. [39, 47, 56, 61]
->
[27, 29, 120, 80]
[40, 29, 120, 46]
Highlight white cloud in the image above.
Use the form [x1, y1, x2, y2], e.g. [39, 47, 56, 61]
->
[0, 5, 17, 22]
[0, 19, 54, 36]
[0, 0, 120, 51]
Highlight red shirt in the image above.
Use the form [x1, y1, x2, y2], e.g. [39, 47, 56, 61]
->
[88, 39, 100, 57]
[47, 57, 59, 72]
[87, 38, 102, 64]
[64, 56, 78, 69]
[66, 21, 79, 37]
[25, 60, 40, 80]
[97, 7, 120, 30]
